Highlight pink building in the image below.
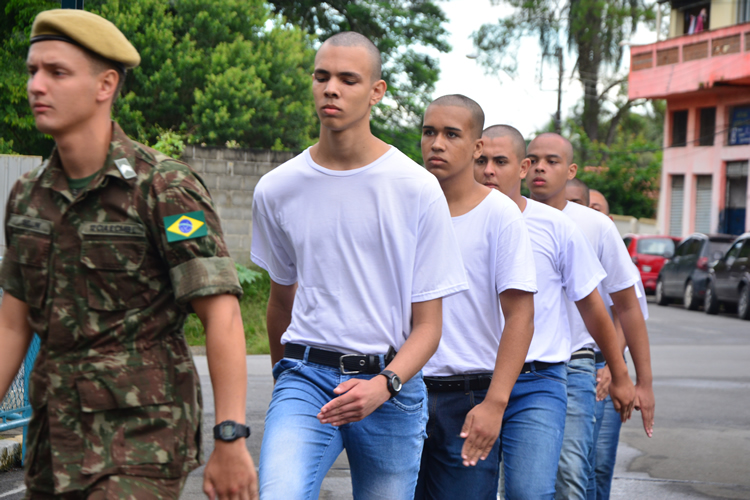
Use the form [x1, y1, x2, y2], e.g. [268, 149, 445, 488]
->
[628, 0, 750, 237]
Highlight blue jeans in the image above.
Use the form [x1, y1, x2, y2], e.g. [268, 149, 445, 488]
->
[587, 361, 623, 500]
[556, 356, 596, 500]
[258, 352, 428, 500]
[417, 363, 567, 500]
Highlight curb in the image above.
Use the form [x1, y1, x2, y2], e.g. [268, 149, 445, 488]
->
[0, 437, 21, 472]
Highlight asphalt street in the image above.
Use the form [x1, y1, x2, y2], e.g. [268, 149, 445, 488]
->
[1, 297, 748, 499]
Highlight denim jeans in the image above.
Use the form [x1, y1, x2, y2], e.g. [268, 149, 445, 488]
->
[556, 356, 596, 500]
[587, 361, 623, 500]
[417, 363, 567, 500]
[258, 352, 428, 500]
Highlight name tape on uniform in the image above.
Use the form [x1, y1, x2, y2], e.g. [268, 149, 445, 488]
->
[81, 222, 145, 237]
[164, 211, 207, 242]
[8, 215, 52, 234]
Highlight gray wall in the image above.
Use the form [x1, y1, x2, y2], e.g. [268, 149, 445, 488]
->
[0, 155, 43, 255]
[180, 146, 297, 265]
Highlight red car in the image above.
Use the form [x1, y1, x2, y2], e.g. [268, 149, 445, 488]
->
[623, 234, 682, 294]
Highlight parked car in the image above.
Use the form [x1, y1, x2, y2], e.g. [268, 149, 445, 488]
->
[655, 233, 735, 310]
[623, 234, 681, 294]
[705, 232, 750, 319]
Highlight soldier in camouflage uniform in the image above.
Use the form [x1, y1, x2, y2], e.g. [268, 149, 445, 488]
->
[0, 9, 258, 500]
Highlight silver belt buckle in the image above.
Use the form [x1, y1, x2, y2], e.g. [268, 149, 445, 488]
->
[339, 354, 364, 374]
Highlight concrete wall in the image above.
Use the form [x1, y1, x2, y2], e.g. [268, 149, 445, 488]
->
[180, 146, 298, 265]
[612, 214, 658, 236]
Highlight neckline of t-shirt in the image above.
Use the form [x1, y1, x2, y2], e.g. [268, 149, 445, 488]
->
[304, 146, 396, 177]
[451, 189, 497, 221]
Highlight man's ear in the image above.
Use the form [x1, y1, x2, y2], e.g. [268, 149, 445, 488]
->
[567, 162, 578, 180]
[473, 138, 483, 159]
[96, 69, 119, 104]
[520, 158, 531, 180]
[369, 79, 387, 106]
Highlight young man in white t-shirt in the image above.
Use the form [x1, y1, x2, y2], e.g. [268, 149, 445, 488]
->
[251, 33, 468, 500]
[414, 96, 537, 500]
[527, 133, 655, 499]
[473, 125, 635, 499]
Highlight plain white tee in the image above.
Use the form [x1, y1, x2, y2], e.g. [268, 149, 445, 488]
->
[423, 190, 537, 377]
[522, 199, 606, 363]
[251, 146, 469, 354]
[562, 201, 640, 351]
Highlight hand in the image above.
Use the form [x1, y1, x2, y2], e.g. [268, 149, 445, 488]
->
[203, 440, 258, 500]
[459, 400, 505, 467]
[634, 382, 655, 438]
[608, 370, 635, 423]
[596, 365, 612, 401]
[317, 376, 391, 426]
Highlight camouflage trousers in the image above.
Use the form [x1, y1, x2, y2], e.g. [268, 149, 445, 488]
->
[24, 474, 187, 499]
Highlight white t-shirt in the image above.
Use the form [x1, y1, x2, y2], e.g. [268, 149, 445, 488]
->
[251, 146, 469, 354]
[562, 202, 640, 351]
[522, 199, 606, 363]
[423, 190, 537, 377]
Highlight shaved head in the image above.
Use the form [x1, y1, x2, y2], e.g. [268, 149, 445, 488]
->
[322, 31, 382, 81]
[566, 178, 590, 206]
[428, 94, 485, 139]
[531, 132, 575, 165]
[483, 125, 526, 163]
[589, 189, 610, 215]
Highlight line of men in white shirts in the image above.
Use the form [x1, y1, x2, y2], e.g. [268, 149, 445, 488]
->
[251, 32, 654, 500]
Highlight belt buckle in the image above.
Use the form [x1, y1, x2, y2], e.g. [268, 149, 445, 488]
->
[339, 354, 363, 374]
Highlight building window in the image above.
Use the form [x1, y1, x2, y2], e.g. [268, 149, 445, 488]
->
[728, 106, 750, 146]
[740, 0, 750, 23]
[681, 2, 710, 34]
[671, 110, 688, 147]
[698, 107, 715, 146]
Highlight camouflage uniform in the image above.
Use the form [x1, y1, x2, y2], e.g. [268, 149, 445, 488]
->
[0, 122, 241, 496]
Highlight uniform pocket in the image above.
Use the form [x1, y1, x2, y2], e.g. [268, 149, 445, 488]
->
[81, 238, 149, 310]
[76, 367, 175, 474]
[9, 232, 51, 308]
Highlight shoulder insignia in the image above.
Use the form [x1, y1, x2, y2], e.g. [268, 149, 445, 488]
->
[164, 211, 207, 242]
[114, 158, 137, 179]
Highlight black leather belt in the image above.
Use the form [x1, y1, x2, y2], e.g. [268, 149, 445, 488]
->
[424, 374, 493, 392]
[595, 351, 605, 364]
[570, 348, 596, 361]
[284, 343, 394, 374]
[520, 361, 564, 374]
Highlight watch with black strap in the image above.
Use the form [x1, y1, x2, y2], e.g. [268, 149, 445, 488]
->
[213, 420, 251, 442]
[379, 369, 402, 397]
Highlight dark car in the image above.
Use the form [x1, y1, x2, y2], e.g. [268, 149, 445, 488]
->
[655, 233, 735, 310]
[623, 234, 681, 294]
[705, 232, 750, 320]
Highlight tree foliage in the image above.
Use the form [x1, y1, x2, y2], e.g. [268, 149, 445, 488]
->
[0, 0, 319, 156]
[269, 0, 451, 161]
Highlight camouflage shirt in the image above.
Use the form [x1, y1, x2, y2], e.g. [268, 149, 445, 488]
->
[0, 123, 241, 493]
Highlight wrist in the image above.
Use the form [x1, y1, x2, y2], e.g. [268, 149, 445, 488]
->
[635, 377, 653, 388]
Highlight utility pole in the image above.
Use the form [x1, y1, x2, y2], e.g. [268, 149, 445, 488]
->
[61, 0, 84, 9]
[555, 47, 563, 134]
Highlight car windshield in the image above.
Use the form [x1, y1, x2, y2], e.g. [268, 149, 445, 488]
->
[637, 238, 675, 256]
[708, 240, 732, 258]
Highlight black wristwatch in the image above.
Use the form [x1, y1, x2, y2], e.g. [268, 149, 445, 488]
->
[213, 420, 251, 442]
[379, 370, 402, 397]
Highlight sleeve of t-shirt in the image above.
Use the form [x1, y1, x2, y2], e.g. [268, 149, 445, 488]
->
[560, 225, 607, 302]
[250, 181, 297, 286]
[598, 221, 639, 295]
[411, 191, 468, 303]
[495, 216, 537, 295]
[151, 161, 242, 304]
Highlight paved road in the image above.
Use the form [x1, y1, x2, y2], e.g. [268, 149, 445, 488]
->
[2, 298, 748, 499]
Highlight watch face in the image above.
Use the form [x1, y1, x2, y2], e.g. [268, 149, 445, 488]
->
[392, 376, 402, 392]
[220, 423, 235, 440]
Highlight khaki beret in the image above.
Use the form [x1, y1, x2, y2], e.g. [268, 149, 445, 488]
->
[30, 9, 140, 70]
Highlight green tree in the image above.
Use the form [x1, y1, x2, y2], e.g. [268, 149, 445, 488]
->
[268, 0, 451, 161]
[474, 0, 655, 145]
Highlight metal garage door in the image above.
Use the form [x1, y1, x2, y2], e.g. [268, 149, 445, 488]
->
[694, 175, 712, 234]
[0, 155, 42, 255]
[669, 175, 684, 236]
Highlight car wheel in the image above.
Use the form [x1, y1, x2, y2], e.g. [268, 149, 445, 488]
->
[684, 280, 699, 310]
[655, 278, 668, 306]
[704, 281, 719, 315]
[739, 285, 750, 321]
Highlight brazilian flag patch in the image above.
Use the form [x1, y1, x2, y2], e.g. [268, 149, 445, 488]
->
[164, 211, 208, 242]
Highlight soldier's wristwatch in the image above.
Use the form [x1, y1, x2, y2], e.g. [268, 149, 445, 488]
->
[379, 370, 402, 397]
[213, 420, 251, 442]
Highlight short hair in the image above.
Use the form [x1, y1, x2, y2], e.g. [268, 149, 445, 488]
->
[590, 189, 610, 215]
[531, 132, 575, 165]
[482, 124, 526, 162]
[566, 178, 590, 206]
[322, 31, 382, 81]
[429, 94, 485, 139]
[85, 50, 126, 105]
